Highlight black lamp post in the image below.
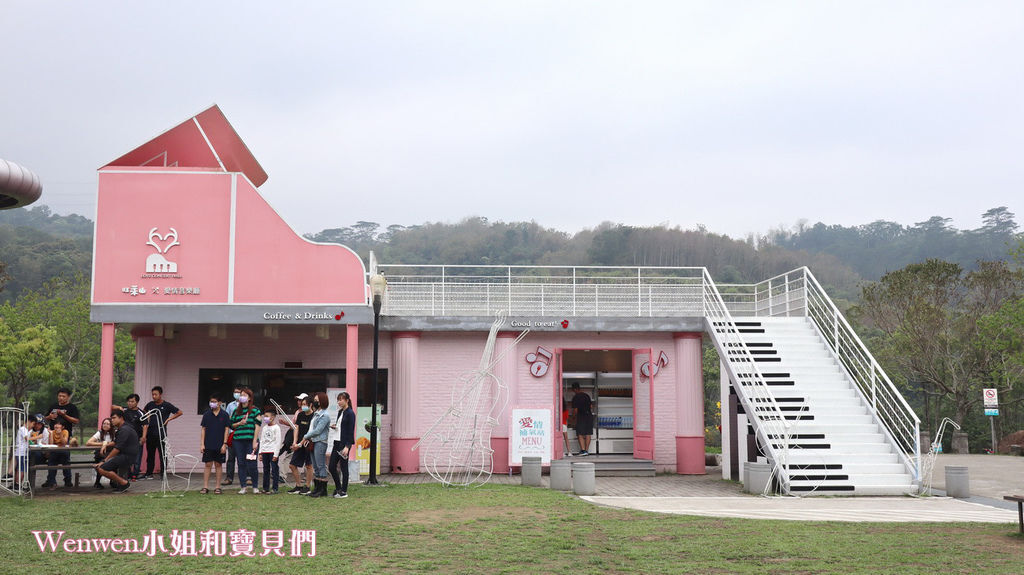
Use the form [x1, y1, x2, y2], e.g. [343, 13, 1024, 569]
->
[366, 273, 386, 485]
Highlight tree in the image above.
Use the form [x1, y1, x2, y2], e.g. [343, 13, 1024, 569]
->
[856, 259, 1024, 431]
[0, 321, 64, 406]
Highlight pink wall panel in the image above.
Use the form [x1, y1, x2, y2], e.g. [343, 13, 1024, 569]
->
[412, 331, 685, 470]
[93, 171, 232, 303]
[231, 176, 367, 304]
[144, 325, 394, 466]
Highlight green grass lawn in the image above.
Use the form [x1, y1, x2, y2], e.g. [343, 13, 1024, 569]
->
[2, 483, 1022, 574]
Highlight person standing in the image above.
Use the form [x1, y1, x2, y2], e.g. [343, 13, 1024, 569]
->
[95, 409, 139, 493]
[257, 408, 283, 494]
[229, 387, 261, 494]
[571, 382, 594, 456]
[141, 386, 183, 480]
[328, 391, 356, 499]
[199, 394, 231, 494]
[286, 395, 314, 494]
[221, 385, 242, 486]
[297, 392, 331, 498]
[45, 387, 81, 438]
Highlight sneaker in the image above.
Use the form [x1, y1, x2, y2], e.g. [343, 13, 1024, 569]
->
[141, 475, 154, 481]
[297, 486, 309, 494]
[286, 486, 302, 494]
[252, 488, 260, 494]
[334, 491, 347, 499]
[221, 479, 233, 486]
[271, 490, 279, 494]
[238, 487, 248, 494]
[112, 482, 130, 493]
[579, 451, 589, 456]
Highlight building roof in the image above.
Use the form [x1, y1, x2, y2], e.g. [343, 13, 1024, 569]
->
[102, 104, 269, 187]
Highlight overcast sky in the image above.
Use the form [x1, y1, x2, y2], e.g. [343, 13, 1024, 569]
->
[2, 2, 1022, 239]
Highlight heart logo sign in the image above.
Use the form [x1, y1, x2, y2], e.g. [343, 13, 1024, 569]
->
[145, 227, 180, 274]
[560, 320, 570, 329]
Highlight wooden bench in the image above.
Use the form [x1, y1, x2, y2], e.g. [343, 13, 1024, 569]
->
[27, 445, 103, 492]
[1004, 495, 1024, 534]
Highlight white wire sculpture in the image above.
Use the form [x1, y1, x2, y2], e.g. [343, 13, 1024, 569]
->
[141, 408, 199, 497]
[413, 313, 529, 487]
[918, 416, 960, 495]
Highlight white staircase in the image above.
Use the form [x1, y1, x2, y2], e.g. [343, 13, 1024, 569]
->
[729, 317, 916, 495]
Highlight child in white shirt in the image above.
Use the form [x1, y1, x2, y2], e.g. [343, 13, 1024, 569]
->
[257, 409, 283, 494]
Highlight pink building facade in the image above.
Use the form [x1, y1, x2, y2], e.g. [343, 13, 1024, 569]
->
[91, 106, 707, 475]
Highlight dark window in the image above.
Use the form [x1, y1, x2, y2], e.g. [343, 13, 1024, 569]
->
[197, 368, 387, 415]
[357, 369, 388, 414]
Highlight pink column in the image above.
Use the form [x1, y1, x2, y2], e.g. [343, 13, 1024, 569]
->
[134, 334, 166, 398]
[674, 332, 705, 474]
[490, 332, 520, 474]
[390, 332, 420, 473]
[345, 325, 359, 408]
[134, 332, 166, 473]
[98, 323, 116, 425]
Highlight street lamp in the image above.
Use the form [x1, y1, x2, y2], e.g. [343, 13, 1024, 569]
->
[366, 273, 387, 485]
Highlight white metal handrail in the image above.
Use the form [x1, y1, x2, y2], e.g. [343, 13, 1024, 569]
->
[378, 264, 707, 317]
[797, 268, 921, 482]
[701, 269, 793, 493]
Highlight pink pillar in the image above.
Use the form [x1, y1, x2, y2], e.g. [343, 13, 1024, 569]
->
[345, 324, 359, 408]
[134, 334, 166, 399]
[490, 332, 520, 474]
[134, 332, 166, 473]
[390, 332, 420, 473]
[674, 332, 705, 474]
[98, 323, 116, 425]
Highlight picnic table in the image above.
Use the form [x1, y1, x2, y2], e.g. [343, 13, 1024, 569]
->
[1004, 495, 1024, 534]
[27, 445, 101, 493]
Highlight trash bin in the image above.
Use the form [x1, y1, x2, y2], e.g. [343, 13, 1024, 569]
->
[744, 461, 772, 494]
[521, 456, 542, 487]
[550, 459, 572, 491]
[945, 466, 970, 498]
[572, 462, 595, 496]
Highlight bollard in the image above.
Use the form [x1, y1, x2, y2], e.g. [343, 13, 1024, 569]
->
[550, 460, 572, 491]
[521, 457, 542, 487]
[945, 466, 970, 498]
[572, 462, 596, 496]
[744, 462, 772, 494]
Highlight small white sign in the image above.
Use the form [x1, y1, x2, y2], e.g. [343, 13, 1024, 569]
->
[509, 407, 551, 465]
[983, 388, 998, 408]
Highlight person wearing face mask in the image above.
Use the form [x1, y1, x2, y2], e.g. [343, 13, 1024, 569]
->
[221, 386, 243, 486]
[229, 387, 262, 494]
[199, 394, 231, 494]
[286, 394, 314, 494]
[257, 408, 283, 494]
[298, 392, 332, 498]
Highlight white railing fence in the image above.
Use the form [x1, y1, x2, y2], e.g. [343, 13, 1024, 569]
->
[378, 265, 706, 317]
[700, 269, 793, 493]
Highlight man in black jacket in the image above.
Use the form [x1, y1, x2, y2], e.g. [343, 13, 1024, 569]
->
[95, 409, 140, 493]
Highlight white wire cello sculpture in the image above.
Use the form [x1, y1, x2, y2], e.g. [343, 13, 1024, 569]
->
[141, 408, 199, 497]
[413, 313, 529, 487]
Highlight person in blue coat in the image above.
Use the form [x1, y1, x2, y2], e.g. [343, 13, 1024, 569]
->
[328, 392, 356, 499]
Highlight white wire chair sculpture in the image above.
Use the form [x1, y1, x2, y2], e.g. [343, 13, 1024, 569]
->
[141, 408, 199, 497]
[414, 313, 529, 487]
[918, 416, 960, 495]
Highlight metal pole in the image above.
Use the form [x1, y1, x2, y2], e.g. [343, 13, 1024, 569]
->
[367, 294, 382, 485]
[991, 416, 997, 454]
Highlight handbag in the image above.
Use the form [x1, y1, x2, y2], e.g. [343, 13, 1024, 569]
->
[226, 430, 234, 447]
